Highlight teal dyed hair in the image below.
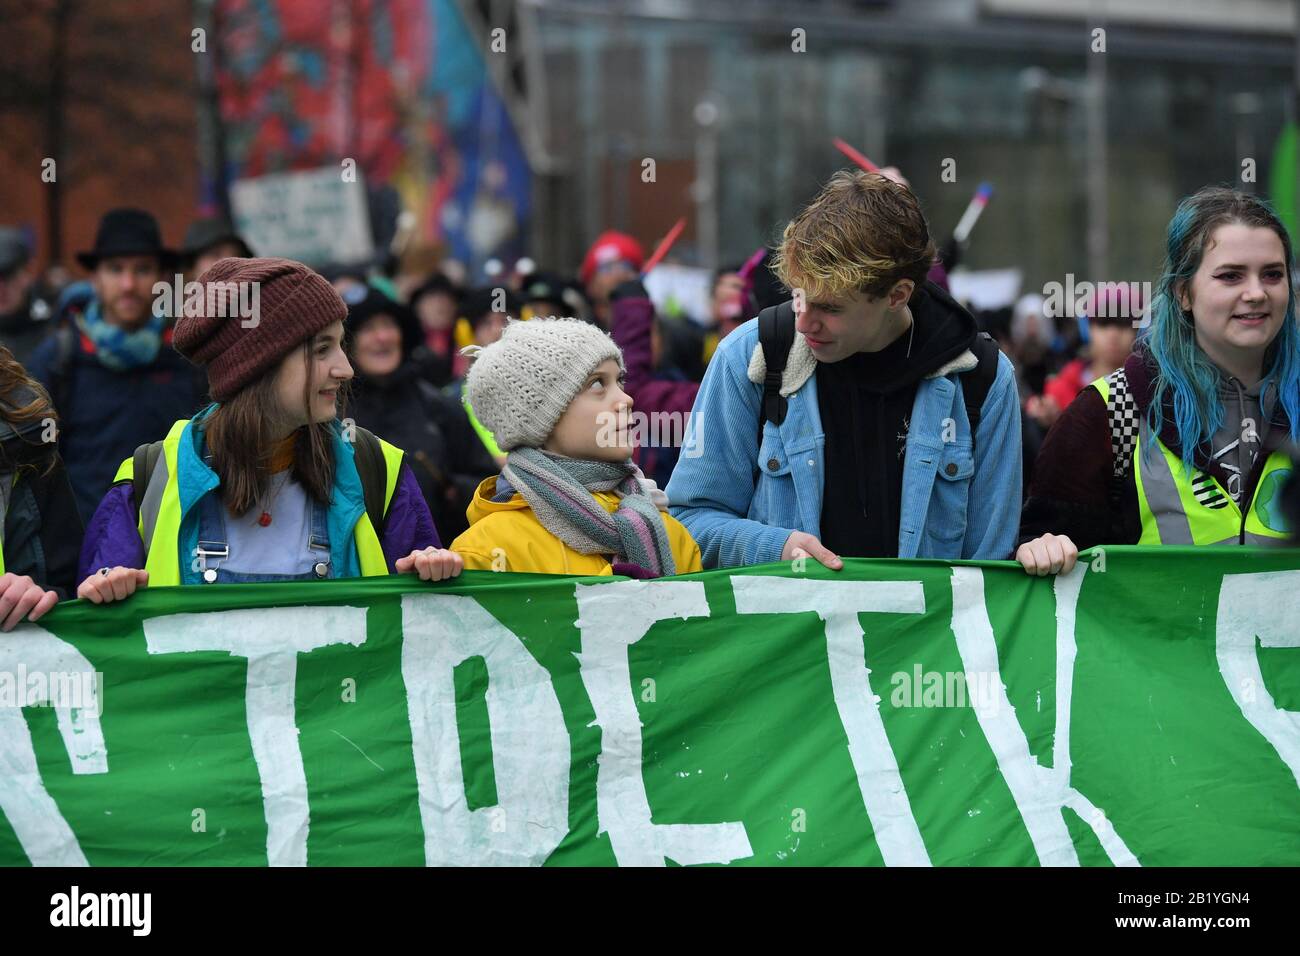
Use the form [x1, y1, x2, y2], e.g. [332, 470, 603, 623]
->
[1146, 186, 1300, 471]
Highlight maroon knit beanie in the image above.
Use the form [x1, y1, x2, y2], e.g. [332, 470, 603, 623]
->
[173, 256, 347, 401]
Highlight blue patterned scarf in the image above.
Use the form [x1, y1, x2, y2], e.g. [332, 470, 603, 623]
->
[74, 298, 165, 371]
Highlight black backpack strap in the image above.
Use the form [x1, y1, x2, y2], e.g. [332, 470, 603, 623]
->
[46, 324, 78, 418]
[131, 441, 165, 517]
[120, 440, 167, 549]
[959, 332, 1000, 443]
[756, 300, 797, 446]
[351, 426, 392, 537]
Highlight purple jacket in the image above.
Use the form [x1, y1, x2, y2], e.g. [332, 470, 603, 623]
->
[78, 460, 440, 582]
[610, 293, 700, 422]
[609, 291, 704, 484]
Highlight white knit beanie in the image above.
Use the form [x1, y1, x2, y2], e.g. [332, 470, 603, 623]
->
[463, 317, 625, 451]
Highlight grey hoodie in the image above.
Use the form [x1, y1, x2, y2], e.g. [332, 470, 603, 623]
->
[1209, 374, 1271, 505]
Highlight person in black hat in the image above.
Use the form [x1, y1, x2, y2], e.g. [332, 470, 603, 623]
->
[518, 269, 590, 323]
[462, 285, 519, 349]
[72, 207, 180, 319]
[26, 208, 208, 521]
[181, 216, 254, 282]
[0, 227, 56, 364]
[344, 285, 496, 540]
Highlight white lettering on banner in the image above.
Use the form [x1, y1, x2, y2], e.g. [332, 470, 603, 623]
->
[729, 576, 932, 866]
[575, 580, 753, 866]
[950, 566, 1139, 866]
[142, 606, 368, 866]
[0, 628, 107, 866]
[400, 594, 570, 866]
[1216, 570, 1300, 788]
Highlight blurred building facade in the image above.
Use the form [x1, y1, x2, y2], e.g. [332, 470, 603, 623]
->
[0, 0, 199, 272]
[525, 0, 1299, 293]
[2, 0, 1296, 296]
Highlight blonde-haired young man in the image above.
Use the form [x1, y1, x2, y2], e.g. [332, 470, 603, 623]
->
[666, 170, 1023, 569]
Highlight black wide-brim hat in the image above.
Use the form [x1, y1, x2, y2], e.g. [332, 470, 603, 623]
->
[76, 207, 180, 270]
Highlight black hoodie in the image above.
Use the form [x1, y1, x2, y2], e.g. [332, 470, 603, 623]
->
[348, 360, 497, 542]
[816, 281, 977, 557]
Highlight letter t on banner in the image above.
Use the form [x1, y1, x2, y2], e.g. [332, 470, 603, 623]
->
[575, 580, 753, 866]
[143, 606, 368, 867]
[730, 575, 932, 866]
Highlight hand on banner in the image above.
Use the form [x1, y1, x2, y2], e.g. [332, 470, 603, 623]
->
[0, 572, 60, 631]
[76, 567, 148, 604]
[1015, 533, 1079, 576]
[396, 547, 464, 582]
[782, 531, 843, 570]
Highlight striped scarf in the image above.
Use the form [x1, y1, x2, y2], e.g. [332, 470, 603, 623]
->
[501, 447, 677, 577]
[74, 298, 165, 371]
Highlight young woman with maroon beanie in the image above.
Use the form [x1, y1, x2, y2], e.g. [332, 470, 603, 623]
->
[76, 256, 461, 602]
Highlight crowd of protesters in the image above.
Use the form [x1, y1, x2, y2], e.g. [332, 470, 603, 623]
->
[0, 170, 1298, 632]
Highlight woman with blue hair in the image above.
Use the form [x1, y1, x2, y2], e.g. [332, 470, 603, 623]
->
[1017, 186, 1300, 574]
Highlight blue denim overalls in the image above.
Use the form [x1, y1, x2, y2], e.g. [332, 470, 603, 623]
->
[193, 462, 334, 584]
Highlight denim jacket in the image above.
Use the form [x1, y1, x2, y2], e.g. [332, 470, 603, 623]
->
[665, 316, 1023, 568]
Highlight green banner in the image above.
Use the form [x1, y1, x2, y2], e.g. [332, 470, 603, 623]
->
[2, 547, 1299, 867]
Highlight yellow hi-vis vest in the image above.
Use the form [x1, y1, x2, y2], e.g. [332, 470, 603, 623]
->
[112, 419, 403, 585]
[1092, 374, 1293, 546]
[463, 398, 504, 459]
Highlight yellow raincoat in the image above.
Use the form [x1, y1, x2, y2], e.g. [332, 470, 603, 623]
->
[451, 475, 702, 576]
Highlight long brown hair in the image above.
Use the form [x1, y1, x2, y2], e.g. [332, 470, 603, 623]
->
[0, 344, 58, 475]
[204, 339, 347, 516]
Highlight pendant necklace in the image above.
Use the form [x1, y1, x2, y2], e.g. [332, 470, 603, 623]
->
[256, 474, 285, 527]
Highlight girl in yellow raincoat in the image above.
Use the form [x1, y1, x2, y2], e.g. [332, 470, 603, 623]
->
[451, 317, 700, 577]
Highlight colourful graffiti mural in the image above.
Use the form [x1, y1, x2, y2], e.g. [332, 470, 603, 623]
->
[212, 0, 529, 276]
